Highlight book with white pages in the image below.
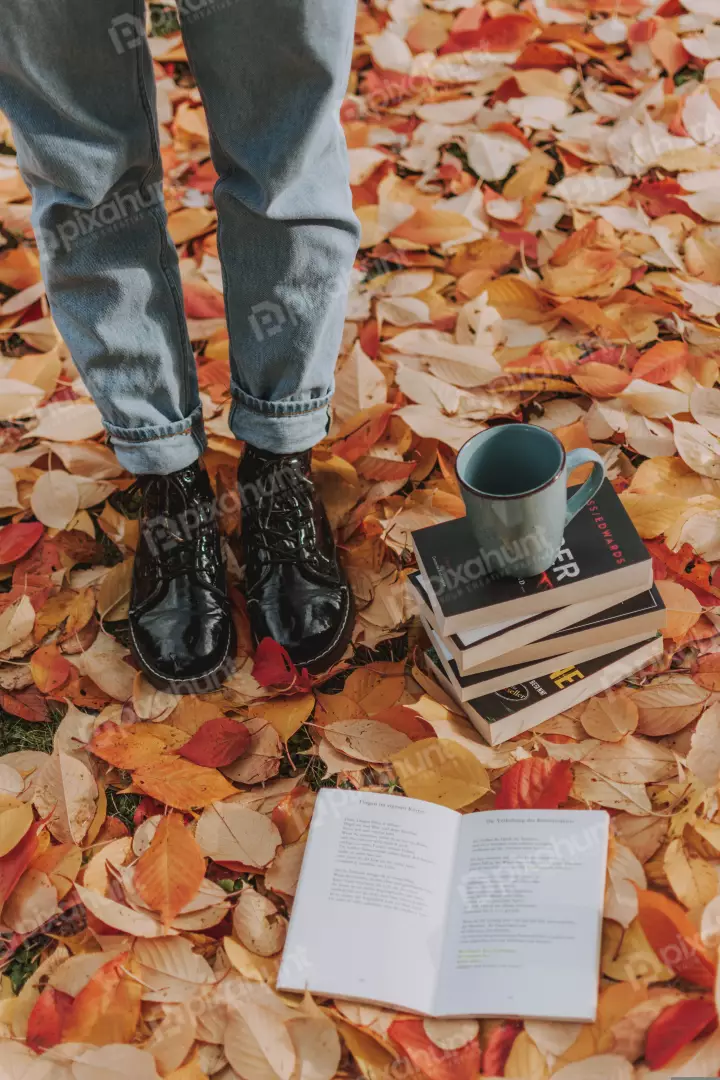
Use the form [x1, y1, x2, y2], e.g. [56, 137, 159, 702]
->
[277, 789, 610, 1021]
[423, 617, 656, 701]
[423, 635, 663, 745]
[408, 572, 663, 675]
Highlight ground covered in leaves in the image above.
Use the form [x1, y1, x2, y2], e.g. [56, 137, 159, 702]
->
[2, 0, 720, 1076]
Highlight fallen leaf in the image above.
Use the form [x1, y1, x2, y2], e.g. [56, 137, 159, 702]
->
[26, 986, 73, 1053]
[62, 951, 141, 1046]
[178, 716, 251, 767]
[30, 470, 79, 529]
[496, 758, 574, 809]
[32, 750, 98, 845]
[232, 887, 287, 957]
[687, 702, 720, 789]
[637, 888, 716, 988]
[132, 757, 236, 811]
[195, 801, 281, 866]
[134, 813, 206, 925]
[389, 1017, 480, 1080]
[391, 738, 490, 809]
[645, 996, 717, 1069]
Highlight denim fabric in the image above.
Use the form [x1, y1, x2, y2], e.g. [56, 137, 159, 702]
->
[0, 0, 359, 473]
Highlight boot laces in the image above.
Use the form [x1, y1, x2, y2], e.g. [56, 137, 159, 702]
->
[132, 471, 218, 581]
[242, 460, 319, 565]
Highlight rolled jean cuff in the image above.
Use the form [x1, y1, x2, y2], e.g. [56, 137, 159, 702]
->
[229, 385, 332, 454]
[104, 405, 206, 475]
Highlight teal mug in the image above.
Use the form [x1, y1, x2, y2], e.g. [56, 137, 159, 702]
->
[455, 424, 606, 579]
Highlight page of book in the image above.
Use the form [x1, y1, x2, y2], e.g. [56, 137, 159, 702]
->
[277, 789, 459, 1014]
[434, 811, 609, 1020]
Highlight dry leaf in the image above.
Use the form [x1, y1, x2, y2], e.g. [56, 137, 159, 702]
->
[195, 801, 281, 866]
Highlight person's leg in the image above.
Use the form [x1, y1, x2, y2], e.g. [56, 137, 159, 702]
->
[0, 0, 233, 692]
[0, 0, 204, 474]
[179, 0, 360, 452]
[181, 0, 359, 672]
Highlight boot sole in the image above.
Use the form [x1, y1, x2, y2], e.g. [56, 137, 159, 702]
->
[131, 622, 237, 696]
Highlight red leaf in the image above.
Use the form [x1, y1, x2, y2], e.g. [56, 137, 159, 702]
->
[481, 1021, 522, 1075]
[1, 687, 50, 724]
[388, 1018, 480, 1080]
[178, 716, 251, 767]
[645, 997, 718, 1069]
[252, 638, 311, 692]
[27, 987, 74, 1053]
[0, 522, 44, 565]
[0, 821, 40, 909]
[495, 758, 573, 810]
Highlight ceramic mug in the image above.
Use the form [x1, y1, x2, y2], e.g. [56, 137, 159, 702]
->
[455, 423, 606, 579]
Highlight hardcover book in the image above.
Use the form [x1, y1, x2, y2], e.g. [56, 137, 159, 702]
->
[424, 618, 658, 701]
[412, 479, 652, 636]
[408, 573, 665, 674]
[424, 635, 663, 745]
[278, 789, 609, 1021]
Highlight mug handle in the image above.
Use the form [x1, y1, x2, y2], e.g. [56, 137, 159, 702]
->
[564, 449, 606, 526]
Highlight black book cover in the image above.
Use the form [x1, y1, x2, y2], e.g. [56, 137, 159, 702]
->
[412, 479, 649, 622]
[409, 572, 663, 653]
[427, 638, 651, 726]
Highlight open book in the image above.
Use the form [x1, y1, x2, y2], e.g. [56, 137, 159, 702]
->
[277, 790, 609, 1020]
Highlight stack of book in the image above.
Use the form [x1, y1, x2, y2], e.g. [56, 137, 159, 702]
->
[410, 479, 665, 745]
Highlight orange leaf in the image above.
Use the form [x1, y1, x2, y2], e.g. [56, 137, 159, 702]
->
[650, 27, 690, 77]
[645, 996, 717, 1069]
[132, 757, 236, 811]
[178, 716, 251, 768]
[134, 812, 206, 925]
[27, 987, 74, 1053]
[330, 404, 395, 463]
[389, 1018, 480, 1080]
[495, 758, 573, 809]
[573, 361, 632, 398]
[632, 340, 688, 384]
[30, 643, 72, 695]
[637, 888, 716, 989]
[62, 952, 142, 1046]
[88, 721, 168, 771]
[392, 208, 475, 247]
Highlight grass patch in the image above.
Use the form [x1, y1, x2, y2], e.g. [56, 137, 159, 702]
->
[106, 787, 141, 830]
[0, 707, 62, 757]
[3, 936, 48, 994]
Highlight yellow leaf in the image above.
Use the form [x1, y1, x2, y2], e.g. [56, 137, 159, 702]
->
[390, 738, 490, 809]
[0, 802, 33, 857]
[96, 558, 134, 621]
[134, 813, 206, 925]
[664, 837, 718, 910]
[504, 1030, 549, 1079]
[601, 918, 674, 984]
[254, 693, 314, 742]
[618, 492, 687, 539]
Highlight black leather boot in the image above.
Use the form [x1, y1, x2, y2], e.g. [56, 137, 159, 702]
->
[238, 445, 354, 674]
[128, 462, 235, 694]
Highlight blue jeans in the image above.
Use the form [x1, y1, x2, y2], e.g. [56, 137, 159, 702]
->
[0, 0, 359, 473]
